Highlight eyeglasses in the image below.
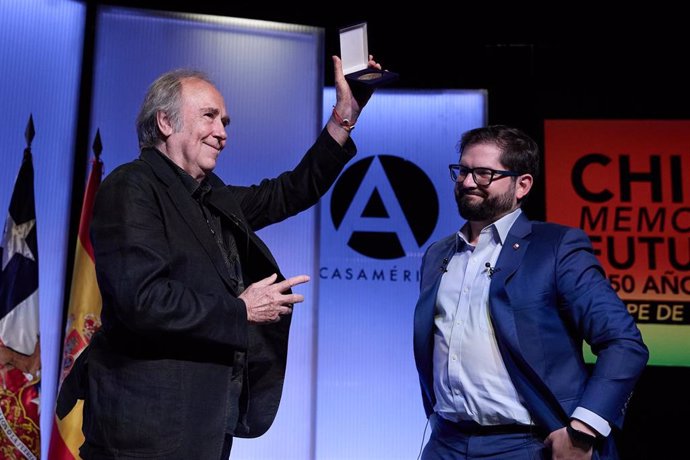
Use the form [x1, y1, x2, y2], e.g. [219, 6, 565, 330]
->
[448, 164, 522, 186]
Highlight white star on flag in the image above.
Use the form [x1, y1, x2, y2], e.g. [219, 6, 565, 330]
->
[1, 216, 36, 271]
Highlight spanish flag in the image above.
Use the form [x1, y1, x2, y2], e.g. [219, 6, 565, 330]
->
[48, 148, 103, 460]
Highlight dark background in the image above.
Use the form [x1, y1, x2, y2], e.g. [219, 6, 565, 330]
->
[81, 3, 688, 458]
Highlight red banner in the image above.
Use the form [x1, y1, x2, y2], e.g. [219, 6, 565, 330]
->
[545, 120, 690, 366]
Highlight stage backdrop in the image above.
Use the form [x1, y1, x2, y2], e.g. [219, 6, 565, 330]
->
[317, 87, 486, 459]
[545, 120, 690, 367]
[2, 3, 488, 458]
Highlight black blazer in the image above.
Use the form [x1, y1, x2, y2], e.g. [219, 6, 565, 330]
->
[75, 129, 354, 459]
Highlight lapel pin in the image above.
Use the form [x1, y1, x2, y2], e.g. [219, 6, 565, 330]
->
[512, 243, 520, 250]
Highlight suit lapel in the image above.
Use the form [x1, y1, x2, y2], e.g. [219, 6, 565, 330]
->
[416, 236, 458, 349]
[206, 185, 281, 274]
[489, 213, 569, 430]
[140, 149, 238, 292]
[414, 235, 457, 411]
[489, 213, 531, 355]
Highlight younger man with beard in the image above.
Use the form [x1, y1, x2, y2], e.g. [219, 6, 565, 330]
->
[413, 125, 647, 460]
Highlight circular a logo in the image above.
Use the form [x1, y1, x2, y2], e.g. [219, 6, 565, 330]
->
[330, 155, 439, 259]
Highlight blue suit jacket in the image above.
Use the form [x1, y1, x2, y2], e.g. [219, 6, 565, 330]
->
[413, 212, 648, 456]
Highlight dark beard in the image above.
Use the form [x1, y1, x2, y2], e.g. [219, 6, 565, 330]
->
[455, 186, 515, 222]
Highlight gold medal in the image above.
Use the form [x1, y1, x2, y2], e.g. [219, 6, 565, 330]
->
[357, 72, 383, 81]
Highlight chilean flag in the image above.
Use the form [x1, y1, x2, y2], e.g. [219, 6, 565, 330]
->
[0, 146, 41, 460]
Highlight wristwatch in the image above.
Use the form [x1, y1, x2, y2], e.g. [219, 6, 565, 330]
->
[566, 423, 599, 449]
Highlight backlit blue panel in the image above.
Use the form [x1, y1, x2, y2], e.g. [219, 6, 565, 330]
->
[317, 88, 486, 459]
[0, 0, 85, 457]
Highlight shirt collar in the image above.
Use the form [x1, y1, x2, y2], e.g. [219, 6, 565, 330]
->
[492, 208, 522, 244]
[456, 207, 523, 248]
[153, 149, 208, 198]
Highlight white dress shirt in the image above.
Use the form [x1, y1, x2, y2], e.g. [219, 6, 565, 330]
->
[433, 208, 532, 425]
[432, 207, 611, 436]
